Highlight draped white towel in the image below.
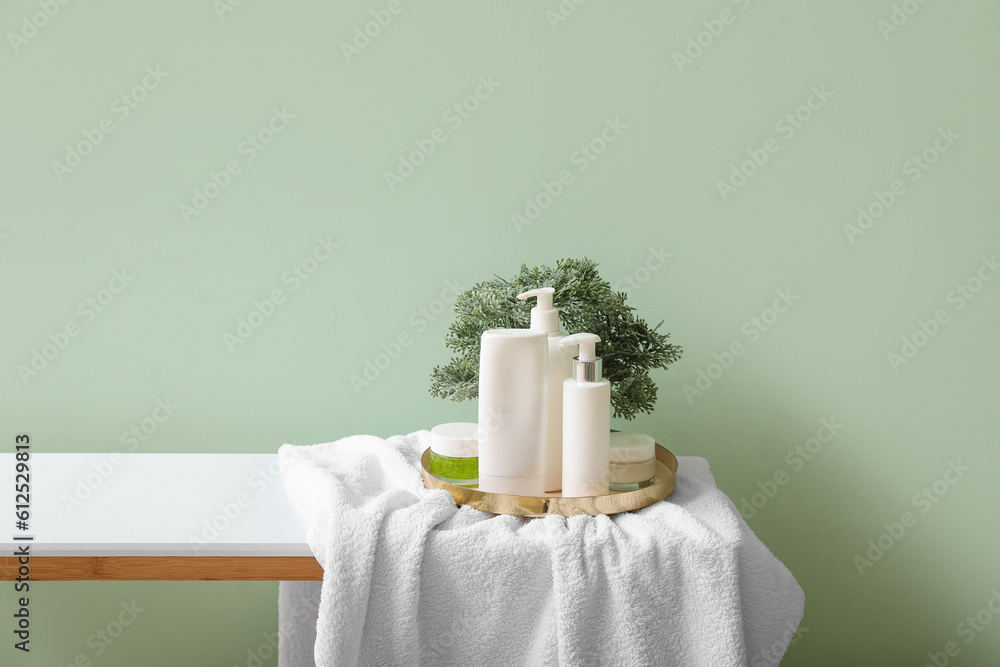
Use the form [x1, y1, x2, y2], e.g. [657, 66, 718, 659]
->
[277, 431, 804, 667]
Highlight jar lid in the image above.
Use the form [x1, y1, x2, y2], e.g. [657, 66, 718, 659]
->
[431, 422, 479, 458]
[610, 431, 655, 463]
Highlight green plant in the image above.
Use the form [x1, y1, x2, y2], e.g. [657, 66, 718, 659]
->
[428, 257, 682, 419]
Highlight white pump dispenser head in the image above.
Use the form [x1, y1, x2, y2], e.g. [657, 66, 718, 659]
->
[517, 287, 559, 332]
[560, 333, 602, 383]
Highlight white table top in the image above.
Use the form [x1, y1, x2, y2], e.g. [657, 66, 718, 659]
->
[0, 453, 715, 557]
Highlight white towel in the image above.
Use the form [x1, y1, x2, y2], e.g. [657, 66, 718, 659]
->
[278, 431, 804, 667]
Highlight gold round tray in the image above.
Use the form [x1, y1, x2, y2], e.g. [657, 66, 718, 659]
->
[420, 444, 677, 517]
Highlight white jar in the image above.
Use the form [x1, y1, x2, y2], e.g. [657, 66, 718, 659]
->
[609, 432, 656, 491]
[429, 422, 479, 488]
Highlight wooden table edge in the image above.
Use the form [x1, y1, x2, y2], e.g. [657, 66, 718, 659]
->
[0, 556, 323, 581]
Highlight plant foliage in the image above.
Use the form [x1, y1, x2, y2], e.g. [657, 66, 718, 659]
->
[428, 258, 682, 419]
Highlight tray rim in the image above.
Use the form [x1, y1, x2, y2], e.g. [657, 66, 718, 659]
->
[420, 443, 677, 517]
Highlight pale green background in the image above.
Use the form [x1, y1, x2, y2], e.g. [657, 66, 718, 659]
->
[2, 0, 998, 665]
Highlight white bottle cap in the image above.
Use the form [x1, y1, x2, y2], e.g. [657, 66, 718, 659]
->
[560, 332, 602, 382]
[610, 431, 655, 463]
[431, 422, 479, 458]
[517, 287, 559, 332]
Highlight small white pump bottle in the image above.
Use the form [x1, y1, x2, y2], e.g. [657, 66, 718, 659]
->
[559, 333, 611, 497]
[517, 287, 572, 493]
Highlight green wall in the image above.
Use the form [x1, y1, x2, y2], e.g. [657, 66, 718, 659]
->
[2, 0, 998, 664]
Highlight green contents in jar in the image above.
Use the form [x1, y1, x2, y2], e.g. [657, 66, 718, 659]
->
[429, 450, 479, 487]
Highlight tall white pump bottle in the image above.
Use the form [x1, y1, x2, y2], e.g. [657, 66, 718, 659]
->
[517, 287, 573, 492]
[477, 328, 548, 496]
[560, 333, 611, 497]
